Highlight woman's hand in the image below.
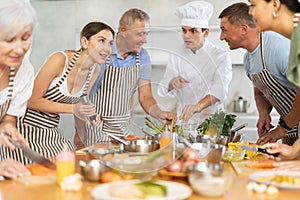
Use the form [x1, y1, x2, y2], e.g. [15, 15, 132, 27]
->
[0, 121, 28, 150]
[0, 159, 31, 179]
[262, 142, 298, 160]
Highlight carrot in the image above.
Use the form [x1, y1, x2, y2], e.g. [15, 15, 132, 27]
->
[245, 160, 276, 169]
[27, 164, 56, 176]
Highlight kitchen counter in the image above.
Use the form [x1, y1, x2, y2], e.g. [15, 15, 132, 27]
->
[0, 149, 300, 200]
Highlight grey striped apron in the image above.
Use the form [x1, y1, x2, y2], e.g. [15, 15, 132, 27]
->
[250, 34, 299, 145]
[84, 54, 140, 145]
[0, 51, 94, 165]
[0, 67, 14, 120]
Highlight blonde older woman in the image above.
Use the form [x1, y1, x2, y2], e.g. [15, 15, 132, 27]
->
[0, 0, 37, 178]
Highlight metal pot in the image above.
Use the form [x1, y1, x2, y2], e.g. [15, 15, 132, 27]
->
[123, 139, 160, 153]
[233, 97, 249, 113]
[79, 159, 108, 182]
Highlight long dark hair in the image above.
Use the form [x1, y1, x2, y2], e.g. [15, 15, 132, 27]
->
[80, 21, 115, 49]
[264, 0, 300, 12]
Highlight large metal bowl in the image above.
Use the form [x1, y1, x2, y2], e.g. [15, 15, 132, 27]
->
[79, 159, 109, 182]
[123, 139, 160, 153]
[190, 142, 226, 163]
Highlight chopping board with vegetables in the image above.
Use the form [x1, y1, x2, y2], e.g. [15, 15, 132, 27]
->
[231, 159, 278, 176]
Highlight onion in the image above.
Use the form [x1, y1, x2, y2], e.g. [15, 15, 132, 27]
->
[182, 148, 199, 161]
[165, 160, 183, 172]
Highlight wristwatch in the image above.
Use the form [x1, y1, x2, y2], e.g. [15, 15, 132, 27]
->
[278, 118, 292, 131]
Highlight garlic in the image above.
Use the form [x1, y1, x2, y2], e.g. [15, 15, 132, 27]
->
[253, 183, 267, 193]
[266, 186, 279, 195]
[61, 173, 83, 191]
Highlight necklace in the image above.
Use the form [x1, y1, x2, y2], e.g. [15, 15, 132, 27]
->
[293, 13, 300, 28]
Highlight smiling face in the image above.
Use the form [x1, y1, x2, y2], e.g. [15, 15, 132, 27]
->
[83, 29, 114, 64]
[121, 19, 150, 53]
[248, 0, 274, 32]
[181, 26, 208, 52]
[0, 25, 32, 68]
[220, 17, 245, 50]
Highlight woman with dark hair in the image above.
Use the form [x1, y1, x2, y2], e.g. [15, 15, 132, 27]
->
[249, 0, 300, 165]
[0, 21, 114, 165]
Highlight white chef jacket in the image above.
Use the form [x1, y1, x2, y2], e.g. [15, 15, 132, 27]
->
[157, 40, 232, 124]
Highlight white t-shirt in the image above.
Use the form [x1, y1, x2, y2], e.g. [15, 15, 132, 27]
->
[0, 57, 34, 117]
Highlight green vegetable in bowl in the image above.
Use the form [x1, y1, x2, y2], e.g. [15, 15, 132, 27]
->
[197, 111, 236, 136]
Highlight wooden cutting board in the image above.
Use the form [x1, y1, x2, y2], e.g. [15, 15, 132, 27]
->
[15, 175, 56, 186]
[231, 159, 276, 176]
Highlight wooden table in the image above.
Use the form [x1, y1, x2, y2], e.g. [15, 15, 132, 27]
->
[1, 151, 300, 200]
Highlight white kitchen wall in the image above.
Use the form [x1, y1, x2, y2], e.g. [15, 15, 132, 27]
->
[30, 0, 269, 141]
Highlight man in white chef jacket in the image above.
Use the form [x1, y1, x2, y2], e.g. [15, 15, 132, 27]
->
[157, 1, 232, 125]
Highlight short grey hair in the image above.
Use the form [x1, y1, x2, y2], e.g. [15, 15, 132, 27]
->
[0, 0, 38, 39]
[118, 8, 149, 30]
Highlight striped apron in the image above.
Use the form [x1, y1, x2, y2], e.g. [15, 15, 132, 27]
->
[84, 55, 140, 145]
[0, 67, 14, 120]
[250, 34, 299, 145]
[0, 51, 94, 165]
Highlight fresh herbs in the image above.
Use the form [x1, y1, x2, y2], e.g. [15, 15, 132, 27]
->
[197, 111, 236, 136]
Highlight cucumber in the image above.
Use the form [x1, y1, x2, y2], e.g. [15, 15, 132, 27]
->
[135, 181, 167, 197]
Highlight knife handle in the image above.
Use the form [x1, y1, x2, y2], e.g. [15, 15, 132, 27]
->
[5, 134, 22, 148]
[258, 147, 280, 157]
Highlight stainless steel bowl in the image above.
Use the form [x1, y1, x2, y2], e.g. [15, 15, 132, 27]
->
[195, 135, 229, 145]
[190, 142, 226, 163]
[79, 159, 108, 182]
[123, 139, 160, 153]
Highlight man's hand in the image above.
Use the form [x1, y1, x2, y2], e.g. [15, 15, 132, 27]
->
[256, 126, 287, 145]
[168, 76, 189, 91]
[180, 104, 201, 122]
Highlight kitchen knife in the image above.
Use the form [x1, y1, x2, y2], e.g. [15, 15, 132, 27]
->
[238, 144, 279, 157]
[7, 136, 56, 170]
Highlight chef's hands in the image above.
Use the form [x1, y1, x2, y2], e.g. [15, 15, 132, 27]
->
[168, 76, 189, 91]
[0, 117, 28, 150]
[256, 115, 272, 137]
[180, 104, 202, 122]
[0, 159, 30, 179]
[262, 142, 299, 160]
[257, 126, 287, 145]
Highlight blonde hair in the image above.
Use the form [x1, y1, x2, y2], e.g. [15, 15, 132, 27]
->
[0, 0, 37, 39]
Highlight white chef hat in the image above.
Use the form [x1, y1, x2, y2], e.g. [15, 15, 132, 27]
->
[174, 1, 213, 28]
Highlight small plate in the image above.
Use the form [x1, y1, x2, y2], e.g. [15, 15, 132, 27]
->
[158, 169, 187, 178]
[91, 180, 192, 200]
[249, 171, 300, 190]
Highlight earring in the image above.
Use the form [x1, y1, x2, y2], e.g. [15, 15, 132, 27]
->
[272, 11, 278, 18]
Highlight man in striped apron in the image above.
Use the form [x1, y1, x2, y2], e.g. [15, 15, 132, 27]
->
[219, 3, 299, 145]
[74, 9, 173, 146]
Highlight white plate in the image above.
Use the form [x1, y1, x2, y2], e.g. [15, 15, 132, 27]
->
[91, 180, 192, 200]
[249, 171, 300, 190]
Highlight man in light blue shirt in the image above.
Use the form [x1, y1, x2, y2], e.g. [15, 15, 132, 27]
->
[219, 2, 299, 145]
[75, 8, 173, 147]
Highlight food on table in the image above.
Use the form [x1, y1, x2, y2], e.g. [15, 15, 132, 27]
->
[26, 164, 56, 176]
[246, 181, 278, 195]
[268, 174, 300, 184]
[135, 181, 167, 197]
[109, 181, 167, 199]
[223, 148, 245, 162]
[124, 135, 141, 140]
[60, 173, 82, 191]
[197, 111, 236, 136]
[164, 147, 204, 173]
[101, 171, 134, 183]
[245, 160, 276, 169]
